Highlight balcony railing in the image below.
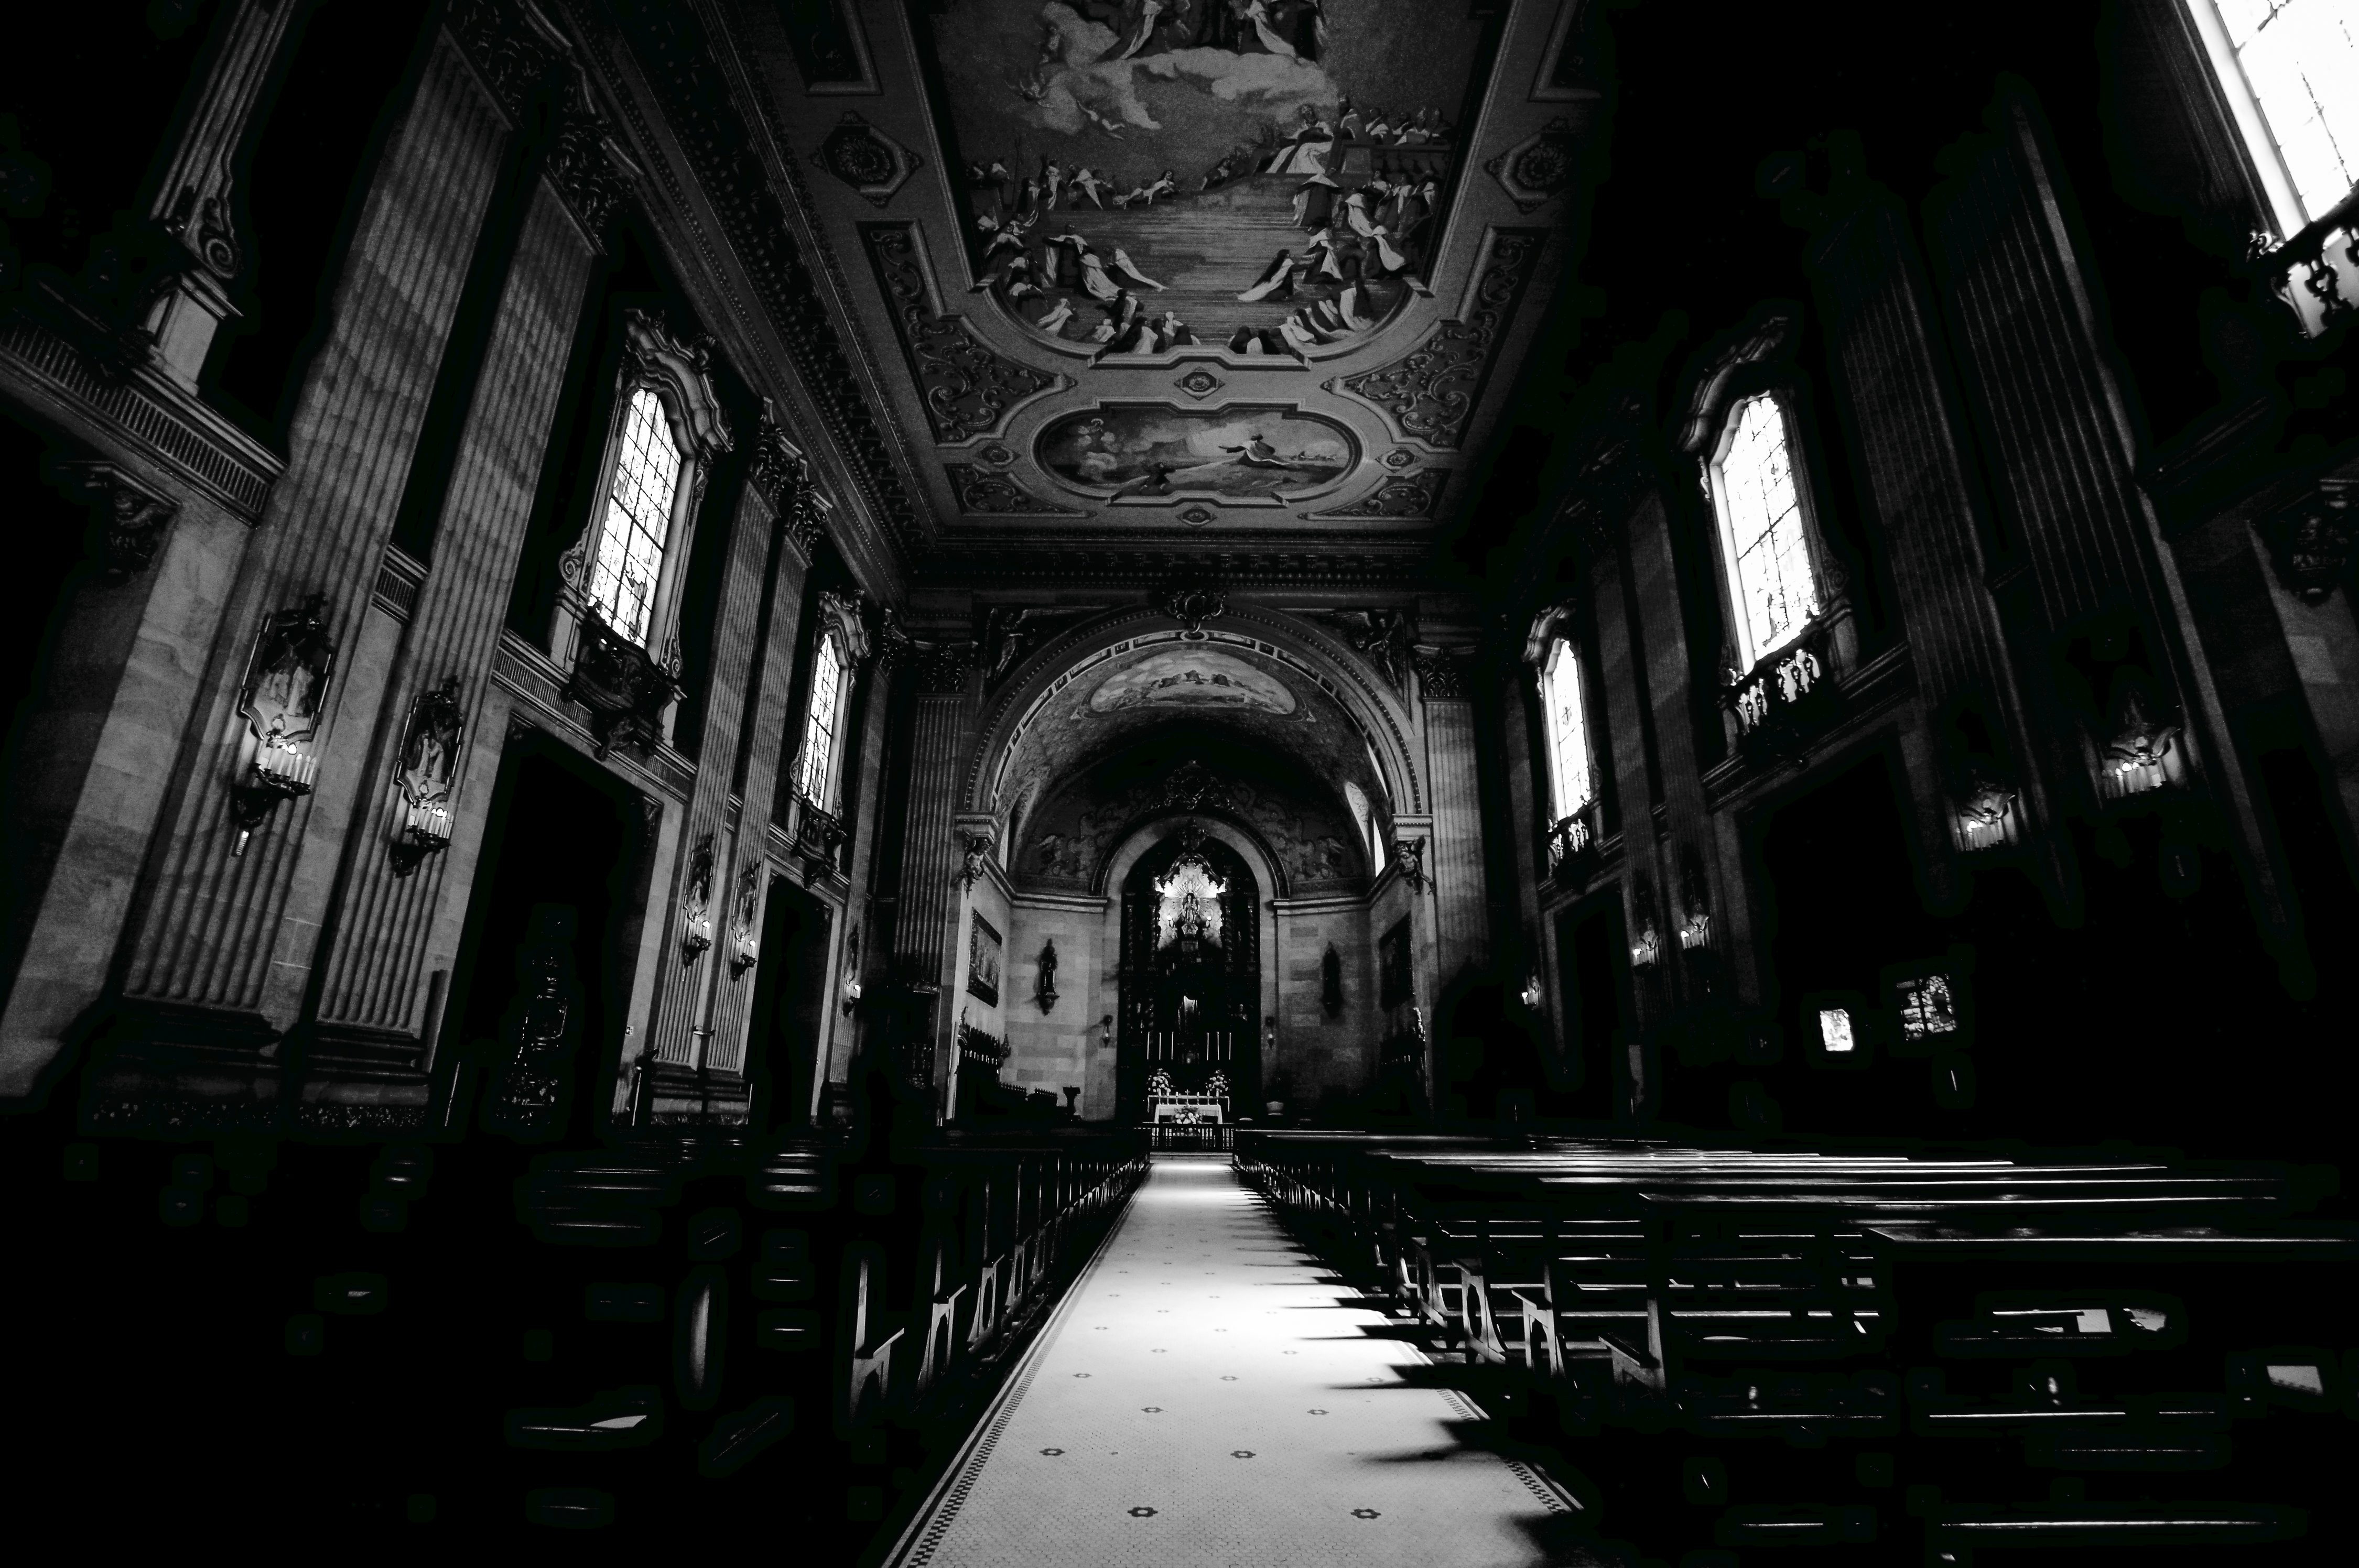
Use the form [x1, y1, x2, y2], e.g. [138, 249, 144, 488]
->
[1545, 799, 1603, 887]
[1721, 617, 1842, 765]
[2247, 183, 2359, 341]
[793, 796, 848, 877]
[561, 606, 680, 761]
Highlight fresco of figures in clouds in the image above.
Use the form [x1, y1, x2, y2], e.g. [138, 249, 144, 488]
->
[929, 1, 1491, 357]
[1037, 405, 1354, 497]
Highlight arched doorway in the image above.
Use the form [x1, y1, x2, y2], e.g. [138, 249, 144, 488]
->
[1117, 825, 1261, 1121]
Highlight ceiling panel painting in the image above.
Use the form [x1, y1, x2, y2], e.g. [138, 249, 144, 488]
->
[1037, 404, 1356, 501]
[924, 1, 1497, 358]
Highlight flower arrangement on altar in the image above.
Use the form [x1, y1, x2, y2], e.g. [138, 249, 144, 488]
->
[1205, 1070, 1230, 1101]
[1147, 1068, 1173, 1099]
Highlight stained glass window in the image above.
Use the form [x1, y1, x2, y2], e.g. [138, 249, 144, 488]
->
[1713, 393, 1819, 671]
[1896, 974, 1960, 1041]
[2204, 0, 2359, 223]
[1819, 1007, 1856, 1053]
[1541, 637, 1594, 822]
[796, 630, 847, 808]
[589, 388, 683, 647]
[1154, 856, 1226, 949]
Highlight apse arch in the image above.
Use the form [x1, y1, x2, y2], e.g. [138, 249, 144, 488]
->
[965, 605, 1425, 843]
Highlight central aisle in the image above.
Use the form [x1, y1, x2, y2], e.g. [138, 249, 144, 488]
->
[886, 1154, 1585, 1568]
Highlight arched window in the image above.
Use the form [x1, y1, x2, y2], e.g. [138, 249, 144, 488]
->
[1541, 636, 1595, 823]
[796, 627, 849, 810]
[2183, 0, 2358, 233]
[588, 387, 683, 646]
[1708, 391, 1821, 673]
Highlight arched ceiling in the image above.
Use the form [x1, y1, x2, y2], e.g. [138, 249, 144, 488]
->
[732, 0, 1600, 587]
[989, 626, 1396, 854]
[1014, 721, 1373, 897]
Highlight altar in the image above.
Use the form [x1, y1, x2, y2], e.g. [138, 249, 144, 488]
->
[1149, 1093, 1227, 1125]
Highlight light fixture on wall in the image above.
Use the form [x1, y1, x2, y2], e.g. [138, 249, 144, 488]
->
[727, 864, 761, 980]
[1099, 1012, 1114, 1050]
[1954, 758, 2017, 853]
[1519, 973, 1543, 1010]
[229, 594, 336, 856]
[2101, 687, 2180, 799]
[388, 677, 462, 877]
[1629, 927, 1662, 968]
[1629, 875, 1663, 967]
[680, 833, 716, 964]
[841, 925, 863, 1014]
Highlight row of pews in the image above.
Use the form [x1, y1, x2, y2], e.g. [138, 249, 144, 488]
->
[477, 1123, 1148, 1532]
[1235, 1127, 2359, 1564]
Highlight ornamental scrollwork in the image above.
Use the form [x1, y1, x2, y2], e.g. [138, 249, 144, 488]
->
[947, 463, 1083, 516]
[1328, 229, 1545, 449]
[862, 222, 1061, 443]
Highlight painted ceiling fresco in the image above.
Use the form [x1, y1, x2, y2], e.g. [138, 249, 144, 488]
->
[746, 0, 1595, 574]
[929, 1, 1489, 356]
[1040, 406, 1354, 498]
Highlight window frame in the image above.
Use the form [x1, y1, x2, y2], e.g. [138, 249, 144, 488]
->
[796, 626, 850, 812]
[2180, 0, 2356, 236]
[1703, 385, 1834, 676]
[585, 384, 687, 648]
[791, 588, 872, 823]
[558, 309, 733, 680]
[1539, 634, 1596, 824]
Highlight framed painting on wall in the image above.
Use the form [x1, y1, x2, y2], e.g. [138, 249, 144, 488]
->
[967, 911, 1002, 1006]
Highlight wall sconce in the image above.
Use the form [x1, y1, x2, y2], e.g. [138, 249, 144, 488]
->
[1954, 758, 2017, 852]
[229, 595, 336, 855]
[727, 864, 761, 979]
[2101, 687, 2180, 799]
[1676, 845, 1712, 951]
[388, 676, 462, 877]
[841, 925, 863, 1014]
[1519, 973, 1543, 1010]
[1629, 927, 1662, 967]
[1099, 1012, 1114, 1050]
[1628, 874, 1662, 967]
[1035, 938, 1059, 1014]
[1263, 1014, 1277, 1051]
[680, 833, 715, 964]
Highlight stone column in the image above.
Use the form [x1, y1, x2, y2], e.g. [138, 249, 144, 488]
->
[295, 168, 606, 1127]
[888, 640, 977, 1119]
[699, 435, 827, 1098]
[1413, 645, 1488, 984]
[831, 608, 906, 1101]
[86, 31, 513, 1126]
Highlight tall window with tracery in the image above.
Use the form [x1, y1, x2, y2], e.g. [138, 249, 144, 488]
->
[589, 387, 683, 646]
[1541, 636, 1594, 822]
[1711, 392, 1820, 672]
[796, 630, 847, 809]
[2186, 0, 2359, 230]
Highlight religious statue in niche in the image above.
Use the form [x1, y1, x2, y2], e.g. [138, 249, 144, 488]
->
[240, 593, 337, 750]
[967, 910, 1003, 1005]
[1036, 937, 1060, 1012]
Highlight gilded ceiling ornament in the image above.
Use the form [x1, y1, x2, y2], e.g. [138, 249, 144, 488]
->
[1156, 585, 1226, 632]
[1315, 470, 1441, 519]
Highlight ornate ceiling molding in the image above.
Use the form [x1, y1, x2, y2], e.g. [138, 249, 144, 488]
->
[1327, 228, 1548, 450]
[1310, 469, 1444, 520]
[862, 222, 1064, 444]
[813, 113, 918, 206]
[946, 463, 1084, 516]
[1484, 118, 1581, 214]
[600, 0, 924, 562]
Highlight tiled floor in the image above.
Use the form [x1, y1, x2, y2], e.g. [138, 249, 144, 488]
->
[885, 1154, 1587, 1567]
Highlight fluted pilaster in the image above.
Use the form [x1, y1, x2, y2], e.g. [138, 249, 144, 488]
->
[309, 175, 598, 1033]
[118, 34, 509, 1015]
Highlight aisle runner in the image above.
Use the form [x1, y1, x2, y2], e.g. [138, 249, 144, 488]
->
[886, 1155, 1579, 1568]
